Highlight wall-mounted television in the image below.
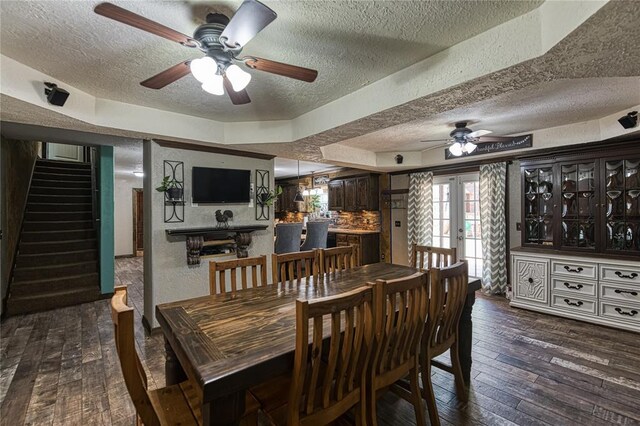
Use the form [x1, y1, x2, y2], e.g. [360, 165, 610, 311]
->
[192, 167, 251, 203]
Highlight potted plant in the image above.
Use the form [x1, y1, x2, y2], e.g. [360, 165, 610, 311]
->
[258, 186, 282, 206]
[156, 176, 183, 200]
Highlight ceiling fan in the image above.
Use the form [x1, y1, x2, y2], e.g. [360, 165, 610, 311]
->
[421, 121, 515, 157]
[94, 1, 318, 105]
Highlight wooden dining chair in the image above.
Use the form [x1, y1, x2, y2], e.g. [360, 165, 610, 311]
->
[111, 286, 259, 426]
[367, 272, 429, 426]
[250, 286, 375, 426]
[320, 245, 358, 274]
[421, 261, 469, 426]
[209, 255, 268, 295]
[271, 250, 321, 286]
[411, 244, 457, 271]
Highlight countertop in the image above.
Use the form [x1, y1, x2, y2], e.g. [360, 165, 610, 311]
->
[328, 228, 380, 235]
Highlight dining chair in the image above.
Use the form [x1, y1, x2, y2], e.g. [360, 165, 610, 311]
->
[367, 272, 429, 426]
[275, 222, 304, 254]
[250, 286, 375, 426]
[421, 261, 469, 426]
[320, 245, 358, 274]
[110, 286, 259, 426]
[300, 220, 330, 251]
[411, 243, 457, 270]
[271, 250, 321, 286]
[209, 255, 268, 295]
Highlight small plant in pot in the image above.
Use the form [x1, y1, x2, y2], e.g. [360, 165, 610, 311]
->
[156, 176, 183, 201]
[258, 186, 282, 206]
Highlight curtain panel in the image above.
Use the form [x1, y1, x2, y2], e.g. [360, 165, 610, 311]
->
[407, 172, 433, 265]
[480, 162, 507, 294]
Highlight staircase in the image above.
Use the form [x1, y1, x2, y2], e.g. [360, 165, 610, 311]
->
[6, 158, 102, 316]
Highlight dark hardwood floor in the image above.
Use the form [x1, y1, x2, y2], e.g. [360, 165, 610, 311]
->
[1, 257, 639, 425]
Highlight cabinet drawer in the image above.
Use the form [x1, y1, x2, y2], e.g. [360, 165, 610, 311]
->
[551, 294, 597, 316]
[600, 264, 640, 285]
[550, 260, 597, 280]
[336, 234, 348, 244]
[600, 301, 640, 324]
[600, 282, 640, 305]
[513, 257, 548, 305]
[347, 235, 360, 245]
[551, 278, 596, 297]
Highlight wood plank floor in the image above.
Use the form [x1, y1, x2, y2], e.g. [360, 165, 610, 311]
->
[1, 257, 640, 425]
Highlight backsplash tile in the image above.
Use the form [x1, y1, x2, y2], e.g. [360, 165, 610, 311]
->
[277, 211, 380, 231]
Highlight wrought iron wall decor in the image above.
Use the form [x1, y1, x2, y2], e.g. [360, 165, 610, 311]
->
[163, 160, 184, 223]
[255, 169, 270, 220]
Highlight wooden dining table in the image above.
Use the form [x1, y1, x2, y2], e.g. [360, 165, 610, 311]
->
[156, 262, 482, 426]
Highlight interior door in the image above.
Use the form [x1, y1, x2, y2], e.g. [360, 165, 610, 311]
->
[433, 174, 483, 277]
[46, 143, 84, 162]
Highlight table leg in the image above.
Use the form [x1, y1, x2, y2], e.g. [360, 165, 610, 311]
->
[202, 391, 245, 426]
[164, 338, 186, 386]
[458, 291, 477, 385]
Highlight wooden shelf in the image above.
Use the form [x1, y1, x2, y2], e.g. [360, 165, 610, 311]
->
[202, 239, 235, 247]
[165, 225, 268, 236]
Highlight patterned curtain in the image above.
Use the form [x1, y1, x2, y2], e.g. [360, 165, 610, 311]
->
[407, 172, 433, 265]
[480, 163, 507, 294]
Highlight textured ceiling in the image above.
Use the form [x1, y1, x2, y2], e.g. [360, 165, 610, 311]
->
[0, 0, 542, 122]
[274, 158, 340, 179]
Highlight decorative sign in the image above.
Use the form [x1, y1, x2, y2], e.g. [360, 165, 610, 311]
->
[445, 134, 533, 160]
[313, 175, 330, 185]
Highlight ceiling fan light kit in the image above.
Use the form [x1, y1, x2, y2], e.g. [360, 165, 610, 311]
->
[94, 0, 318, 105]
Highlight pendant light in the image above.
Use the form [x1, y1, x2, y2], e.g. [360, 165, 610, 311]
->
[294, 160, 305, 202]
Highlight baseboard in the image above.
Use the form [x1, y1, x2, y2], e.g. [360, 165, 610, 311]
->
[142, 314, 161, 336]
[115, 254, 135, 259]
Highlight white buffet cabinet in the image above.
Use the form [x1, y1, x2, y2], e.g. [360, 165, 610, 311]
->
[511, 250, 640, 333]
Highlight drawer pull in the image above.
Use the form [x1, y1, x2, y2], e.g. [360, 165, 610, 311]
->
[564, 266, 583, 273]
[563, 299, 583, 307]
[615, 271, 638, 280]
[614, 289, 639, 296]
[563, 282, 583, 290]
[528, 278, 534, 284]
[614, 307, 638, 317]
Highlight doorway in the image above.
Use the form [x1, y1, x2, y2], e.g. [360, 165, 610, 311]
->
[132, 188, 143, 257]
[45, 143, 85, 162]
[432, 173, 483, 277]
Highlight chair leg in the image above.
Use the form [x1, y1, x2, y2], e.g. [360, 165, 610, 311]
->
[409, 366, 426, 426]
[420, 357, 440, 426]
[450, 339, 468, 403]
[368, 384, 378, 426]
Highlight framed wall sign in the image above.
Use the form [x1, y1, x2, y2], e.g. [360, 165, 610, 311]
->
[445, 134, 533, 160]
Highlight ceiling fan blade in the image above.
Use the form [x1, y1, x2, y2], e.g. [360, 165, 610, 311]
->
[244, 57, 318, 82]
[467, 129, 492, 138]
[477, 135, 516, 142]
[421, 143, 449, 153]
[94, 3, 192, 45]
[219, 0, 277, 49]
[141, 61, 191, 89]
[223, 75, 251, 105]
[419, 138, 450, 143]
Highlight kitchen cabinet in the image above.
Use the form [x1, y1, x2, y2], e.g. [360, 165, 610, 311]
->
[328, 174, 379, 211]
[275, 185, 302, 213]
[334, 232, 380, 265]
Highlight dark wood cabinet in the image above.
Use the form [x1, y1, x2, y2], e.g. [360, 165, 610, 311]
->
[275, 185, 300, 213]
[328, 174, 379, 211]
[521, 150, 640, 256]
[328, 180, 344, 211]
[334, 232, 380, 265]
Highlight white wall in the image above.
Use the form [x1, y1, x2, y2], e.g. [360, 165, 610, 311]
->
[114, 174, 143, 256]
[143, 141, 275, 327]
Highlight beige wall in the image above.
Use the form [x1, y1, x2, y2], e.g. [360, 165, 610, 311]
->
[1, 137, 40, 314]
[143, 141, 275, 327]
[114, 174, 143, 256]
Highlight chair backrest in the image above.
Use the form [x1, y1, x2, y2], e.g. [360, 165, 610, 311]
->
[411, 244, 457, 270]
[271, 250, 321, 286]
[274, 222, 304, 254]
[320, 245, 358, 274]
[111, 286, 160, 426]
[425, 261, 468, 354]
[287, 286, 374, 426]
[370, 272, 428, 384]
[209, 255, 268, 295]
[300, 221, 330, 251]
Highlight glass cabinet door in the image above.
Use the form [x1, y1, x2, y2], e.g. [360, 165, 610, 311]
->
[560, 162, 597, 250]
[523, 166, 554, 246]
[605, 158, 640, 253]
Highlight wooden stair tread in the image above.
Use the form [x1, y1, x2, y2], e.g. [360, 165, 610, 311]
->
[23, 220, 93, 225]
[11, 272, 99, 286]
[13, 260, 97, 271]
[17, 249, 97, 257]
[8, 286, 101, 301]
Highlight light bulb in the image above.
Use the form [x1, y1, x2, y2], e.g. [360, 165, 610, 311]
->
[190, 57, 218, 83]
[225, 64, 251, 92]
[464, 142, 477, 154]
[449, 142, 463, 157]
[201, 75, 224, 96]
[302, 189, 310, 196]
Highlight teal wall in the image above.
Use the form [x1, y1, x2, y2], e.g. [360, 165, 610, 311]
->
[99, 146, 115, 294]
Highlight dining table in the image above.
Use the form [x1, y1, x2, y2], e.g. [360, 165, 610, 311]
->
[156, 262, 482, 426]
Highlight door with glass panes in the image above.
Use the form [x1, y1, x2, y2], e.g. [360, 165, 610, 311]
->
[432, 174, 483, 277]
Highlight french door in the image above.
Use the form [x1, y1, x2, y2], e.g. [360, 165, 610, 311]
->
[432, 174, 483, 277]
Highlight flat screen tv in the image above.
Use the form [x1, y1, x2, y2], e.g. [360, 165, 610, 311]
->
[192, 167, 251, 203]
